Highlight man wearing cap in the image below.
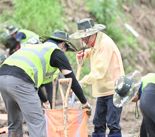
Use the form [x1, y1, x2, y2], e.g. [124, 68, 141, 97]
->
[0, 31, 91, 137]
[70, 18, 124, 137]
[0, 32, 53, 108]
[3, 25, 40, 55]
[5, 25, 40, 45]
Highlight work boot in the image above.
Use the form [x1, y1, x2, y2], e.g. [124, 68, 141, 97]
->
[8, 131, 23, 137]
[92, 132, 105, 137]
[108, 132, 122, 137]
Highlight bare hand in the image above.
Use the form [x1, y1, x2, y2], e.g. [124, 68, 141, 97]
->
[132, 94, 139, 102]
[76, 51, 84, 65]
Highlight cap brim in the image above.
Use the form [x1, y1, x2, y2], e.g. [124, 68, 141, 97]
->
[69, 24, 106, 39]
[43, 36, 78, 52]
[65, 42, 77, 52]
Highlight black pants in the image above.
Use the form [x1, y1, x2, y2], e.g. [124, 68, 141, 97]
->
[140, 83, 155, 137]
[140, 119, 147, 137]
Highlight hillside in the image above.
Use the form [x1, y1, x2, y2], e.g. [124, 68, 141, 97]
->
[0, 0, 155, 137]
[62, 0, 155, 74]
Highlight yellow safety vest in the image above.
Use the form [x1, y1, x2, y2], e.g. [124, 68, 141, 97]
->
[142, 73, 155, 91]
[3, 42, 59, 87]
[18, 29, 40, 44]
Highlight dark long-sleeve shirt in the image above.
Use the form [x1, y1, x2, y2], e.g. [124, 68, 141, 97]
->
[0, 49, 87, 104]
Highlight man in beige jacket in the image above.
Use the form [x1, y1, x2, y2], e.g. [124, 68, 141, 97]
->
[70, 18, 125, 137]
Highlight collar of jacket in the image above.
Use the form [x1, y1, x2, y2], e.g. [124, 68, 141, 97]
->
[91, 31, 104, 52]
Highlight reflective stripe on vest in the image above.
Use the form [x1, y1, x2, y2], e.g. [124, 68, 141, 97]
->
[21, 48, 47, 78]
[142, 73, 155, 91]
[9, 55, 38, 84]
[3, 43, 59, 87]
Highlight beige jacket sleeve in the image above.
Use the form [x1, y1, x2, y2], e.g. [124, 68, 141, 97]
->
[80, 38, 113, 85]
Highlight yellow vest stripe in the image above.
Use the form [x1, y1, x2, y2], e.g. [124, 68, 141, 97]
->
[22, 48, 47, 78]
[9, 55, 38, 84]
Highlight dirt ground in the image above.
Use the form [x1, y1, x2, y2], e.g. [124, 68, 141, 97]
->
[0, 0, 154, 136]
[0, 95, 142, 137]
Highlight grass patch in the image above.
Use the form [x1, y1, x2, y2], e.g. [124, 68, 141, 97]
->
[0, 0, 65, 36]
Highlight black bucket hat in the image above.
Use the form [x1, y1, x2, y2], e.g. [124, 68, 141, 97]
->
[47, 31, 77, 52]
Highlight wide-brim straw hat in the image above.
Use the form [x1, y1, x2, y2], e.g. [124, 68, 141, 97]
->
[113, 71, 141, 108]
[70, 18, 106, 39]
[46, 31, 77, 52]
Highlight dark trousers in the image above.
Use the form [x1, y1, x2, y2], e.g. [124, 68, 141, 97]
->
[92, 95, 122, 136]
[140, 83, 155, 137]
[140, 119, 147, 137]
[0, 75, 46, 137]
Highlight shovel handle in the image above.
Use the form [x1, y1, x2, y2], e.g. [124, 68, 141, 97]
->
[59, 78, 72, 107]
[58, 78, 72, 137]
[59, 78, 72, 84]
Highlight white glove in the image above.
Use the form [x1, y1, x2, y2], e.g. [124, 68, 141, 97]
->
[42, 101, 51, 109]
